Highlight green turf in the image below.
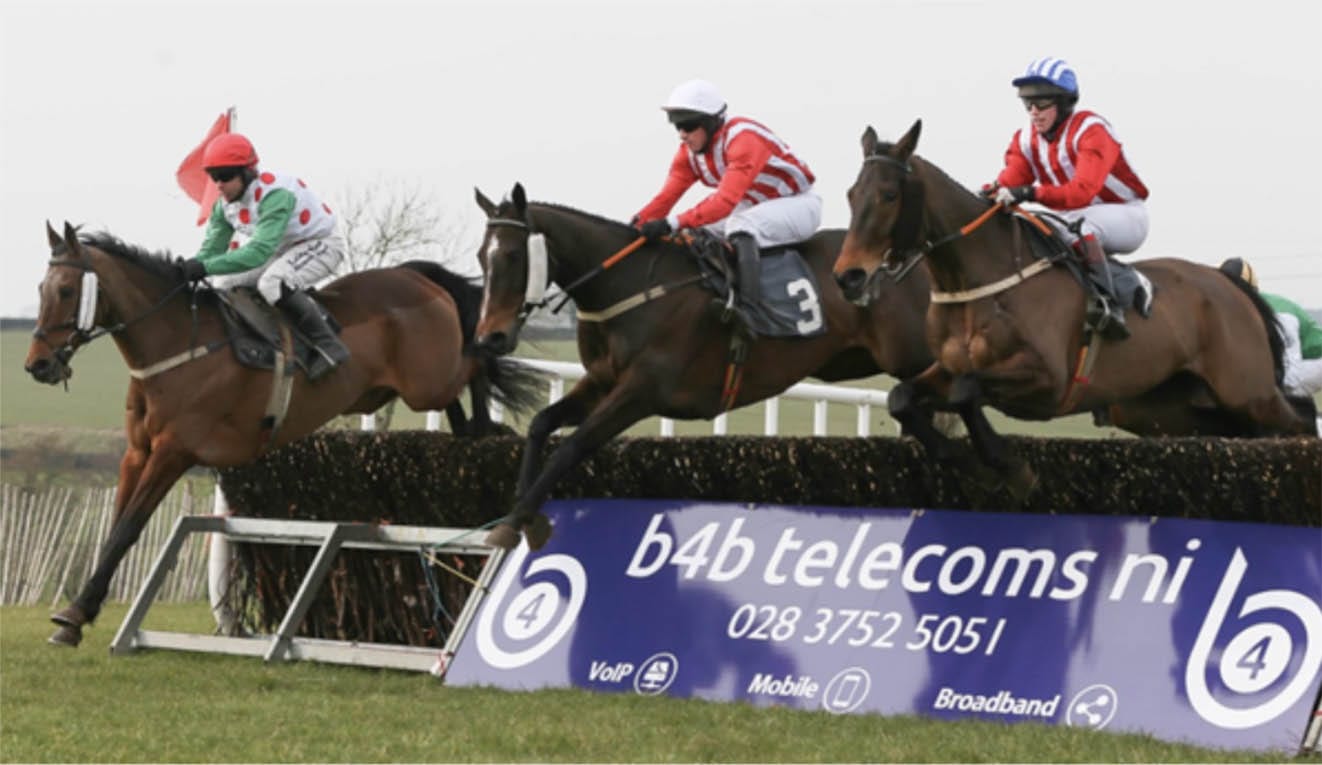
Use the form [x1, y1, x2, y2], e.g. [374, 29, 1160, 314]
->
[0, 603, 1294, 763]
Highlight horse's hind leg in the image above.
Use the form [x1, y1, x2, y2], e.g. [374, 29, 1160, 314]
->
[443, 401, 469, 435]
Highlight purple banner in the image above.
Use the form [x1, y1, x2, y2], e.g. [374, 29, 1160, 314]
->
[445, 500, 1322, 753]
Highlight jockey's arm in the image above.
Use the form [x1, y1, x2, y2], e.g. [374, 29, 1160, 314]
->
[995, 131, 1036, 188]
[194, 204, 235, 261]
[199, 188, 298, 275]
[1032, 125, 1121, 209]
[675, 133, 773, 229]
[634, 147, 698, 224]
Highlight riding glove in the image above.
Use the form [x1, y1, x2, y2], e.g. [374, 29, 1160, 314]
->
[994, 185, 1034, 207]
[180, 258, 209, 282]
[638, 219, 672, 242]
[978, 182, 999, 198]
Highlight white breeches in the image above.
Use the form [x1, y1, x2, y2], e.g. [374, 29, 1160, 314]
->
[1040, 199, 1150, 255]
[1277, 312, 1322, 397]
[210, 233, 347, 304]
[701, 190, 823, 248]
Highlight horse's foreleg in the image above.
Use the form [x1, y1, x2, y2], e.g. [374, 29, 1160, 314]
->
[50, 446, 193, 647]
[949, 374, 1037, 499]
[889, 364, 960, 459]
[485, 384, 596, 550]
[514, 386, 653, 550]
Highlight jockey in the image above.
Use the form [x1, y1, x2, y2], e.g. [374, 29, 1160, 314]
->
[633, 79, 821, 337]
[984, 57, 1151, 340]
[181, 133, 349, 381]
[1224, 258, 1322, 397]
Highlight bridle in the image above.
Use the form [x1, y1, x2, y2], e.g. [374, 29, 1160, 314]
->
[484, 216, 559, 322]
[33, 255, 192, 381]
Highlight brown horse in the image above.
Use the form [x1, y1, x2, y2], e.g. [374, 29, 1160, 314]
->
[471, 183, 936, 550]
[25, 222, 541, 647]
[834, 120, 1316, 492]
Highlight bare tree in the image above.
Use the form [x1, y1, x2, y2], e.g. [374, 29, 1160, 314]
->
[325, 181, 479, 430]
[333, 180, 476, 275]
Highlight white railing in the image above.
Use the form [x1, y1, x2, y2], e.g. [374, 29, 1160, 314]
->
[361, 358, 893, 437]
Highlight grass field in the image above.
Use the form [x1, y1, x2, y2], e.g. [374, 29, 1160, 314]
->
[0, 603, 1298, 764]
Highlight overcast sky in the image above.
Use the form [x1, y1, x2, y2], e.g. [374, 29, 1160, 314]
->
[2, 0, 1318, 319]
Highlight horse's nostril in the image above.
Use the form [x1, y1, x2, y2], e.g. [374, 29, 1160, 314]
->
[835, 269, 865, 296]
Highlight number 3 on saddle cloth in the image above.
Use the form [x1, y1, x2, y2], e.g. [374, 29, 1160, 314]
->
[687, 230, 828, 339]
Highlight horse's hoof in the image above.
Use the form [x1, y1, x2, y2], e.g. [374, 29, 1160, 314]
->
[523, 513, 553, 551]
[485, 523, 521, 550]
[48, 624, 83, 647]
[51, 604, 86, 629]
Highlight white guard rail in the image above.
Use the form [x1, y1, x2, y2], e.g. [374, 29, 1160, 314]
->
[362, 357, 893, 437]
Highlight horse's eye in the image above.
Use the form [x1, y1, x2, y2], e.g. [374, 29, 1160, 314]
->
[58, 287, 75, 300]
[882, 192, 898, 203]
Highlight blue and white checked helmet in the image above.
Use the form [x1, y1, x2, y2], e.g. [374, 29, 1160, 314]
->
[1011, 57, 1079, 96]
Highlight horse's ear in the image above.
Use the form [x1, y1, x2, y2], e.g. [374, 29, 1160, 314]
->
[46, 220, 62, 250]
[511, 183, 527, 213]
[895, 119, 923, 161]
[474, 187, 496, 217]
[861, 126, 879, 157]
[62, 221, 83, 257]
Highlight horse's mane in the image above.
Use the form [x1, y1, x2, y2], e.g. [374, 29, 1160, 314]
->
[530, 201, 638, 237]
[79, 230, 186, 285]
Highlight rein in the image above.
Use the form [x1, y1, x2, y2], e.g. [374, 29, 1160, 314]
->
[487, 214, 685, 322]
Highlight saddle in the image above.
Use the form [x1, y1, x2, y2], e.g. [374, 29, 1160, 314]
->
[1017, 212, 1153, 321]
[211, 286, 341, 376]
[682, 230, 828, 339]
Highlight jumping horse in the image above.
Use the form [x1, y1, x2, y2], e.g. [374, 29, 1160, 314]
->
[834, 120, 1316, 493]
[26, 222, 542, 647]
[471, 183, 938, 550]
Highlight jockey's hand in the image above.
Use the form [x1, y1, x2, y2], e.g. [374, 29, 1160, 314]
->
[979, 182, 999, 199]
[638, 219, 672, 242]
[994, 185, 1034, 207]
[180, 258, 208, 283]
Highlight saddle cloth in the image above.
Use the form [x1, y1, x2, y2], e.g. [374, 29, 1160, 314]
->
[688, 233, 828, 339]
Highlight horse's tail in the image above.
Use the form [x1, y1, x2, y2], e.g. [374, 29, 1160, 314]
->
[484, 355, 546, 418]
[1217, 259, 1286, 387]
[397, 259, 545, 418]
[398, 259, 484, 342]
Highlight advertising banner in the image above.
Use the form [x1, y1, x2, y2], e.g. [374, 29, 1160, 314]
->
[445, 500, 1322, 753]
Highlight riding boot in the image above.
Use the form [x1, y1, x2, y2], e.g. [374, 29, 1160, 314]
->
[728, 232, 761, 342]
[1074, 234, 1130, 341]
[278, 289, 350, 381]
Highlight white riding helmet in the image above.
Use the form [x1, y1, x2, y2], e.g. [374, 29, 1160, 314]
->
[661, 79, 727, 118]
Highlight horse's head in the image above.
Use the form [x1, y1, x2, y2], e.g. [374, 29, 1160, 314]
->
[472, 183, 547, 356]
[26, 221, 101, 385]
[835, 119, 925, 305]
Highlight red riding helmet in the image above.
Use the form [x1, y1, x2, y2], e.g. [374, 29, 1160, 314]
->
[202, 133, 259, 169]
